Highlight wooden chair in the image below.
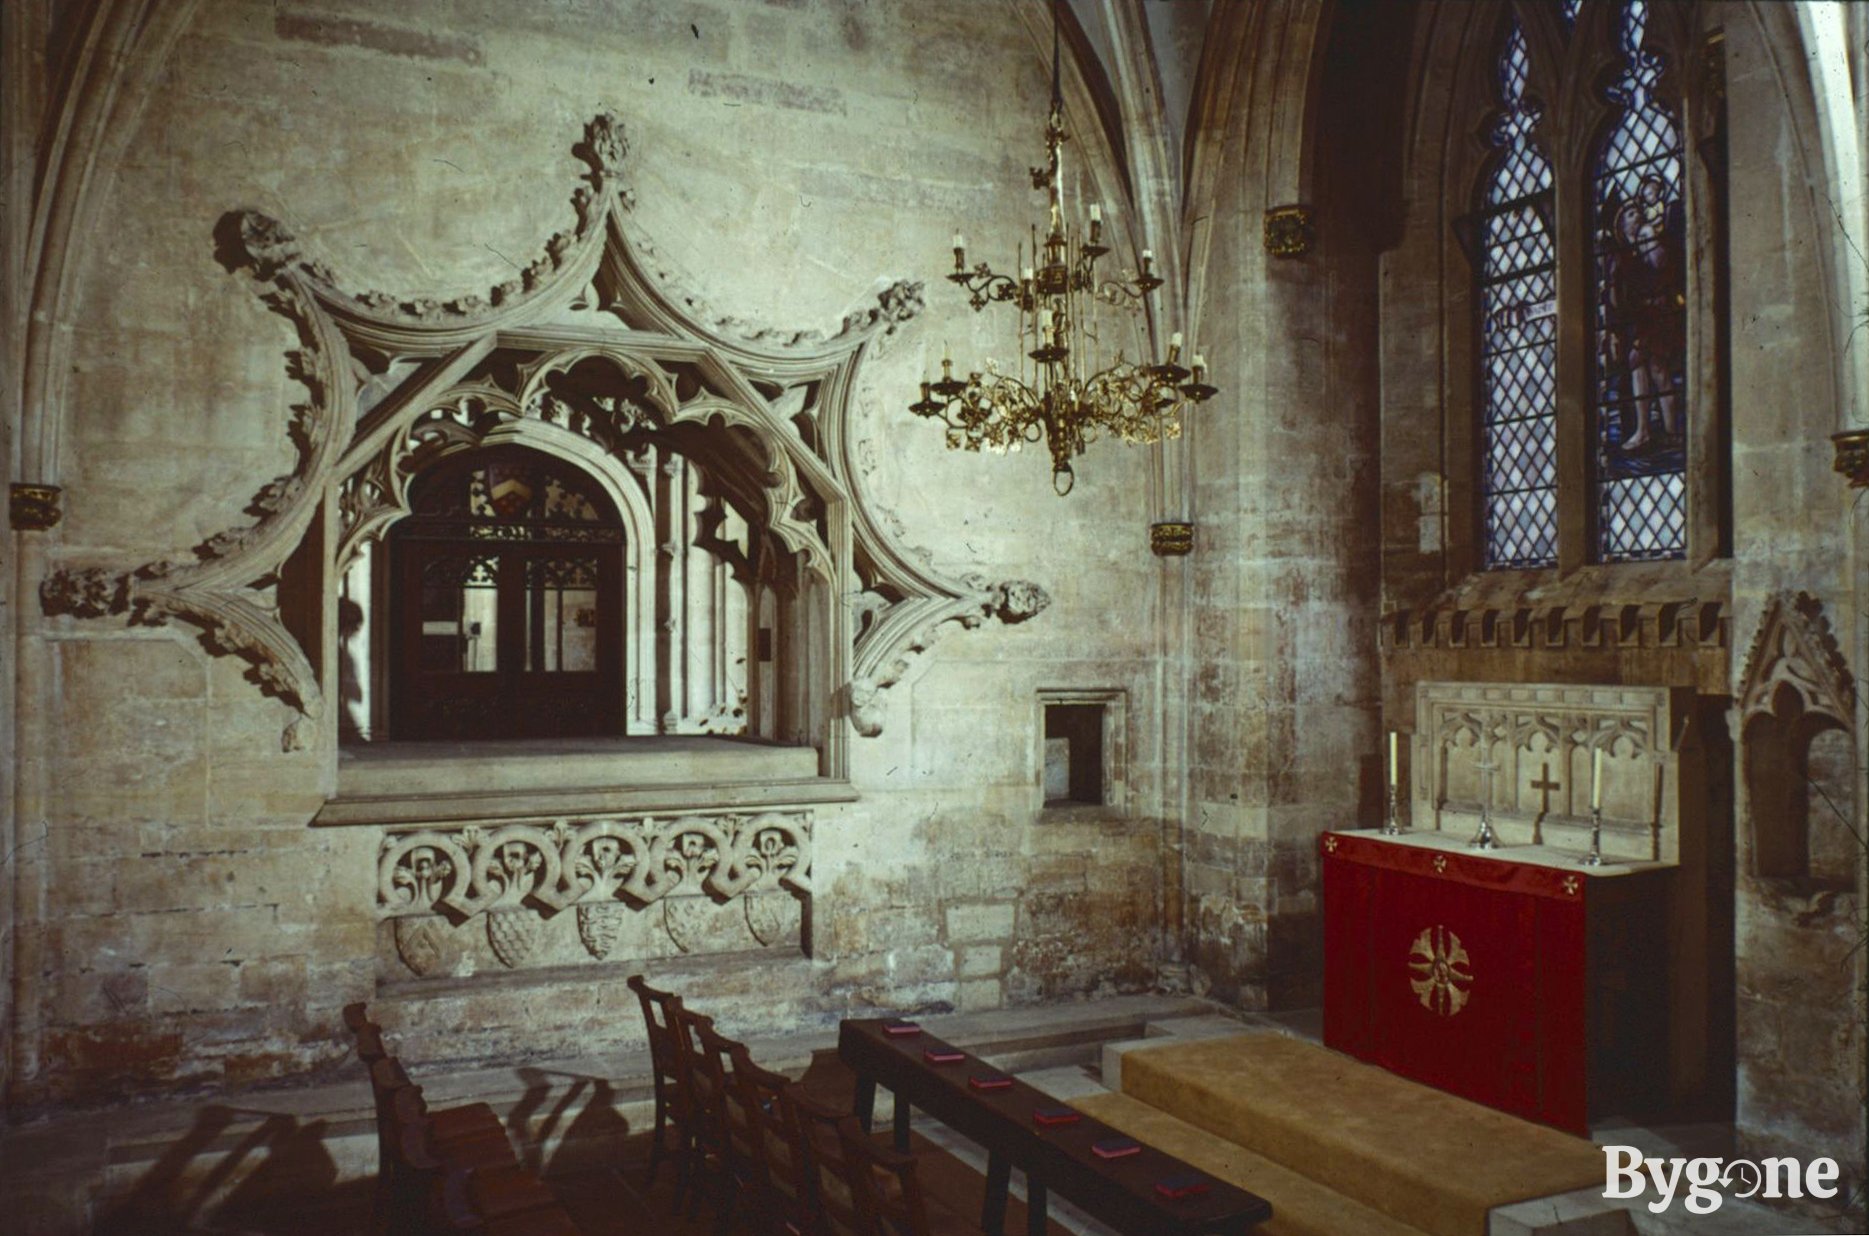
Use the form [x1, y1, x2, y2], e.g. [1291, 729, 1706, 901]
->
[671, 1004, 730, 1216]
[782, 1087, 870, 1236]
[841, 1121, 972, 1236]
[626, 974, 688, 1186]
[695, 1017, 768, 1234]
[728, 1043, 814, 1236]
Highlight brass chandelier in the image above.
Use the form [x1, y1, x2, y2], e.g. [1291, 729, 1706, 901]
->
[909, 1, 1214, 496]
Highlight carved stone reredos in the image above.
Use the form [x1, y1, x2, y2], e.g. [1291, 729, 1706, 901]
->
[43, 112, 1045, 747]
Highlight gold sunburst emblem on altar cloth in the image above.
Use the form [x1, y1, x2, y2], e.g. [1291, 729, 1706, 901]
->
[1408, 925, 1474, 1017]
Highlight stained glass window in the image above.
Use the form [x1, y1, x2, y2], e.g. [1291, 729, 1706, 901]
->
[1479, 20, 1558, 569]
[1591, 0, 1687, 561]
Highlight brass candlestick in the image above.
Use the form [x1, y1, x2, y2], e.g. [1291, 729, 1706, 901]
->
[1469, 754, 1498, 849]
[1382, 784, 1403, 835]
[1580, 808, 1604, 867]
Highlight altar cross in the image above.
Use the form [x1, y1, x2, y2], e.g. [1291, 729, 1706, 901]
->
[1531, 762, 1561, 815]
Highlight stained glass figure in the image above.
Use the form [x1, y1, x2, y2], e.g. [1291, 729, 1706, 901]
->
[1479, 20, 1559, 569]
[1591, 0, 1687, 561]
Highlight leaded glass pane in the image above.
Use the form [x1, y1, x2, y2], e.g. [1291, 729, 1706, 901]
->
[1479, 20, 1558, 569]
[1560, 0, 1583, 31]
[1591, 0, 1687, 561]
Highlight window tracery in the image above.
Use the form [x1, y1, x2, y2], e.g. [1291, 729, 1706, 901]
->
[1478, 19, 1559, 569]
[1464, 0, 1718, 574]
[1591, 0, 1688, 561]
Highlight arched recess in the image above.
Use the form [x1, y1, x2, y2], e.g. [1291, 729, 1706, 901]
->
[39, 114, 1052, 800]
[1737, 592, 1856, 890]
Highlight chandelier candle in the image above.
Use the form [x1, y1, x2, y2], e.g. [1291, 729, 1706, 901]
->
[910, 0, 1216, 494]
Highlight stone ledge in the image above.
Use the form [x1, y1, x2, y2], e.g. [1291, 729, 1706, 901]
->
[318, 736, 853, 825]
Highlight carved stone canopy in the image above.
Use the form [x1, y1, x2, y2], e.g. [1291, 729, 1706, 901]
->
[40, 113, 1049, 754]
[1737, 591, 1853, 728]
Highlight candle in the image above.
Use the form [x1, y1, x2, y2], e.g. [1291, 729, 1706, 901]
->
[953, 231, 965, 250]
[1169, 331, 1183, 352]
[1038, 309, 1053, 332]
[942, 341, 951, 363]
[1089, 204, 1102, 223]
[1591, 748, 1603, 812]
[1142, 248, 1153, 262]
[1193, 353, 1208, 371]
[1022, 266, 1035, 283]
[1388, 732, 1398, 787]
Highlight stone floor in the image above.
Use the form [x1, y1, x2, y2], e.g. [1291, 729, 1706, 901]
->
[2, 994, 1857, 1235]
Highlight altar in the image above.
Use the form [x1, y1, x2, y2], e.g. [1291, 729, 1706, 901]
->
[1322, 682, 1711, 1133]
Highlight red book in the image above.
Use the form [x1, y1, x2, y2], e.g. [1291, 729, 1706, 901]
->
[1032, 1105, 1081, 1126]
[1154, 1172, 1211, 1199]
[883, 1020, 922, 1037]
[923, 1047, 965, 1065]
[969, 1073, 1013, 1091]
[1091, 1137, 1141, 1160]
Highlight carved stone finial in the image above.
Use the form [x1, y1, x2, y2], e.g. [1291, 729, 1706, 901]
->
[10, 483, 62, 530]
[224, 210, 302, 280]
[992, 579, 1050, 624]
[1830, 429, 1869, 487]
[874, 279, 924, 330]
[1263, 205, 1315, 258]
[577, 112, 630, 181]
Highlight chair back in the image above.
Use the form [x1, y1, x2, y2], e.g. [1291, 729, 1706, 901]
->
[729, 1044, 813, 1234]
[695, 1019, 753, 1172]
[626, 974, 684, 1086]
[782, 1087, 871, 1236]
[672, 1006, 724, 1152]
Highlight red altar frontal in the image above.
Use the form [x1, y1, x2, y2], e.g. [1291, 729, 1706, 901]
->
[1321, 830, 1670, 1134]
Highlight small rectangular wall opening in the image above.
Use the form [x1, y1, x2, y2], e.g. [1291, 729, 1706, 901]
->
[1037, 688, 1126, 813]
[1044, 703, 1104, 805]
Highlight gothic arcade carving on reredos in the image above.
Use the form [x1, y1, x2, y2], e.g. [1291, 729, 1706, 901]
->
[1412, 680, 1694, 864]
[39, 113, 1050, 754]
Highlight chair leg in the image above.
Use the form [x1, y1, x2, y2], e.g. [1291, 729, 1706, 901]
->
[646, 1082, 668, 1183]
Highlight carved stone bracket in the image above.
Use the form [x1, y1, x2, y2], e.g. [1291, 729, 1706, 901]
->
[39, 237, 346, 748]
[1738, 591, 1853, 727]
[847, 575, 1050, 738]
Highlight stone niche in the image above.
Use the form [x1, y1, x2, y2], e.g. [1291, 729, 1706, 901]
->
[373, 810, 811, 981]
[1410, 680, 1702, 865]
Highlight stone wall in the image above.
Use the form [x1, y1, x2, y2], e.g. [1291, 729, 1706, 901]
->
[6, 0, 1168, 1106]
